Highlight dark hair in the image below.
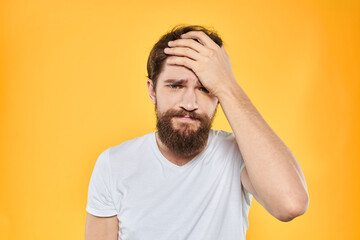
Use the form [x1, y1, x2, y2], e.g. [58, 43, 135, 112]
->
[146, 24, 223, 90]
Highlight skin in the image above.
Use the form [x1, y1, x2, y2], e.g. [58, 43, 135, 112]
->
[85, 214, 118, 240]
[85, 30, 310, 239]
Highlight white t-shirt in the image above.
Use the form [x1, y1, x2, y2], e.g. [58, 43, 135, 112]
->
[86, 129, 252, 240]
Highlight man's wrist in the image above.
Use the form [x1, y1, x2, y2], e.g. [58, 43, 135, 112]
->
[215, 79, 245, 102]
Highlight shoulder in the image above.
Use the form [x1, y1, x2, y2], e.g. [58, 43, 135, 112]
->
[210, 129, 236, 144]
[100, 132, 155, 171]
[209, 129, 241, 159]
[108, 132, 154, 156]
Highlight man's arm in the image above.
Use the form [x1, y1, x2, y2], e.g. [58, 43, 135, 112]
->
[85, 213, 118, 240]
[218, 83, 309, 222]
[163, 30, 309, 222]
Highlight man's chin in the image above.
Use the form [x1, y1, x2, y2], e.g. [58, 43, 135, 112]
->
[172, 119, 200, 130]
[172, 124, 200, 136]
[156, 110, 213, 157]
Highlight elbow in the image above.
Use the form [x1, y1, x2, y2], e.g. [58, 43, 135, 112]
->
[276, 193, 309, 222]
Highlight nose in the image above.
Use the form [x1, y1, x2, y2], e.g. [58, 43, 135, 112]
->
[179, 88, 198, 112]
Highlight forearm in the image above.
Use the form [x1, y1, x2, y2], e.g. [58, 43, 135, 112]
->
[217, 81, 309, 215]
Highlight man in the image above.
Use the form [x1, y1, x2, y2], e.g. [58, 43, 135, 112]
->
[85, 25, 309, 240]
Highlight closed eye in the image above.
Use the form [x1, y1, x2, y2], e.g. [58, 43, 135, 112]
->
[199, 87, 209, 93]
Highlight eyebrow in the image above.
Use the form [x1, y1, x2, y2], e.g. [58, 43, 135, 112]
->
[164, 79, 203, 87]
[164, 79, 187, 84]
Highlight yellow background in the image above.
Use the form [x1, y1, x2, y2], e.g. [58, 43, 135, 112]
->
[1, 0, 359, 239]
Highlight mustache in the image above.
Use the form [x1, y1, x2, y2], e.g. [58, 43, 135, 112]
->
[166, 109, 204, 120]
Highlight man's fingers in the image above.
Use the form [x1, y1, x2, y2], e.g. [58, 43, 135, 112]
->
[166, 56, 198, 70]
[180, 31, 220, 50]
[164, 47, 200, 61]
[168, 39, 208, 56]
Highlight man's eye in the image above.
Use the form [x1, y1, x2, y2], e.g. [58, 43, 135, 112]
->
[169, 84, 181, 89]
[200, 87, 209, 93]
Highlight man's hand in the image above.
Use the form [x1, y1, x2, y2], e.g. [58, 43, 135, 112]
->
[164, 30, 238, 97]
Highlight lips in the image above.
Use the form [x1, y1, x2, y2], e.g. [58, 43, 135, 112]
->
[173, 116, 198, 122]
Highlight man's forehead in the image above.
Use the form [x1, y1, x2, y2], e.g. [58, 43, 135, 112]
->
[159, 62, 200, 83]
[162, 61, 194, 74]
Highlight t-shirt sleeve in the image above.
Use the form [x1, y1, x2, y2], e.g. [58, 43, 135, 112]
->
[86, 149, 117, 217]
[232, 136, 252, 208]
[239, 156, 253, 208]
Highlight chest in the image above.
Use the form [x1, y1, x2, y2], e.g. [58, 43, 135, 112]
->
[113, 154, 243, 239]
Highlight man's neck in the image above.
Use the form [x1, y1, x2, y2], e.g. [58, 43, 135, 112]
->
[154, 131, 206, 166]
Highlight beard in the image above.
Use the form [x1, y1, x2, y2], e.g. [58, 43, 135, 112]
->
[156, 106, 216, 157]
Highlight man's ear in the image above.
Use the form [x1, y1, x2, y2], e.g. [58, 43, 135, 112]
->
[147, 79, 156, 105]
